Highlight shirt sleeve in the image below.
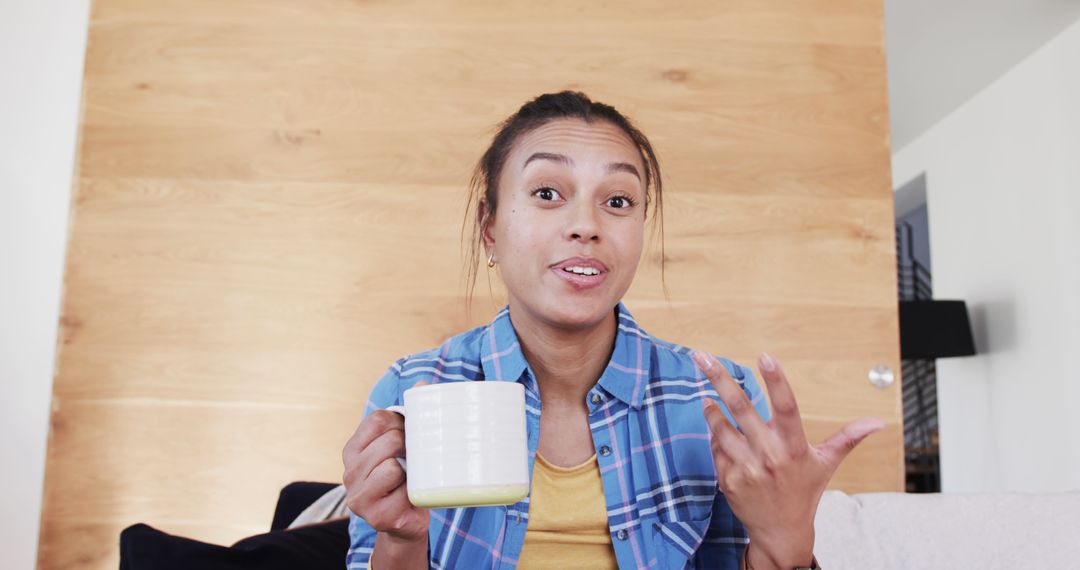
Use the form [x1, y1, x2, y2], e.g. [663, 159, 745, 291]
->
[345, 362, 404, 570]
[694, 358, 768, 569]
[693, 493, 750, 569]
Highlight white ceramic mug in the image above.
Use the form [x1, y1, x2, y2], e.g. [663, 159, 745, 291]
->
[385, 381, 529, 509]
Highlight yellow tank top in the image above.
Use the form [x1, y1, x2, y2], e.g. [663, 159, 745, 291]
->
[516, 451, 619, 569]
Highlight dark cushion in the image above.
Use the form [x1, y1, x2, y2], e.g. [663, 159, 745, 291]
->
[119, 518, 349, 570]
[271, 481, 342, 531]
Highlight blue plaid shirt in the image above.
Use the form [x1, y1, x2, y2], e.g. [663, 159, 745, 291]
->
[347, 301, 771, 570]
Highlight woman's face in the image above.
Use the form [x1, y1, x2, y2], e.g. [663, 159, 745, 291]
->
[481, 118, 647, 330]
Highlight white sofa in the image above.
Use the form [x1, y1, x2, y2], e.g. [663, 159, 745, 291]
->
[295, 485, 1080, 567]
[813, 489, 1080, 569]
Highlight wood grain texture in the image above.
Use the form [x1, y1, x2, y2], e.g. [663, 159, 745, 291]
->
[41, 1, 899, 567]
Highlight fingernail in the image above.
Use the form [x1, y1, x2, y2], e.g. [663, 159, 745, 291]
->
[759, 352, 777, 372]
[692, 350, 715, 371]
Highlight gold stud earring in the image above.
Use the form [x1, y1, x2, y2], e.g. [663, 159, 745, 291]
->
[487, 253, 496, 268]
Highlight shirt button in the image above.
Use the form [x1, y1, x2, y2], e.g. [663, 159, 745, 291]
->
[615, 529, 628, 541]
[599, 445, 612, 457]
[590, 393, 602, 405]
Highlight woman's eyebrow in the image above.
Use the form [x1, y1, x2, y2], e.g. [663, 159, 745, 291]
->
[522, 152, 572, 170]
[606, 162, 641, 181]
[522, 152, 641, 180]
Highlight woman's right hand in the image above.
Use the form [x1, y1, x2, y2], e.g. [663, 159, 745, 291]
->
[342, 399, 430, 543]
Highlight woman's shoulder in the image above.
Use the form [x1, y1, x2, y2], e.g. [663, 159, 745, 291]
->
[645, 333, 752, 382]
[643, 332, 771, 422]
[374, 321, 491, 389]
[618, 303, 750, 381]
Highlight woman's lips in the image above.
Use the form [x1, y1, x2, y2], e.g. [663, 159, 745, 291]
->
[551, 267, 608, 291]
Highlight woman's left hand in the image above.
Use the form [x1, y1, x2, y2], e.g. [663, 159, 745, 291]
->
[691, 350, 886, 569]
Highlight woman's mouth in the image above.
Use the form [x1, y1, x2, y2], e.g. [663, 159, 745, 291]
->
[552, 265, 608, 291]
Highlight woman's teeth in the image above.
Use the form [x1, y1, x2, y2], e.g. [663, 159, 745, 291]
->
[563, 266, 600, 276]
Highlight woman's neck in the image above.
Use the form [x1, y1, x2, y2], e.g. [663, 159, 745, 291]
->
[508, 301, 617, 407]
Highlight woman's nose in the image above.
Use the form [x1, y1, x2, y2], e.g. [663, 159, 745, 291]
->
[565, 201, 600, 242]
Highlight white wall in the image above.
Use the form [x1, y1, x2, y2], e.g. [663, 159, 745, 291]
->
[1, 1, 92, 567]
[884, 0, 1080, 148]
[892, 17, 1080, 493]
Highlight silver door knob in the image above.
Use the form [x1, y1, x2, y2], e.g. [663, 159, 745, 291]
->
[868, 364, 895, 388]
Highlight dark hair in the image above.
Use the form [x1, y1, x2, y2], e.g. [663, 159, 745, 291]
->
[461, 91, 665, 313]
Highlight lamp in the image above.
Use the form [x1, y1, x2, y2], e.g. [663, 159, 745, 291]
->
[898, 300, 977, 359]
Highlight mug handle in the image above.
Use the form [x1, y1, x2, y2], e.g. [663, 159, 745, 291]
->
[383, 405, 407, 471]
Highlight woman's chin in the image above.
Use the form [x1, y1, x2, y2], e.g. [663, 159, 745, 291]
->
[538, 297, 615, 330]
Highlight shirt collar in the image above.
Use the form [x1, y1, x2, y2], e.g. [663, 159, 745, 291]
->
[597, 301, 652, 409]
[478, 305, 531, 386]
[478, 301, 651, 409]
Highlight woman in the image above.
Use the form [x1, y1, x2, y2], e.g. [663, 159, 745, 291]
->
[342, 91, 885, 570]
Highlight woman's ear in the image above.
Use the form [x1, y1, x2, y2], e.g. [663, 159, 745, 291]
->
[478, 198, 496, 251]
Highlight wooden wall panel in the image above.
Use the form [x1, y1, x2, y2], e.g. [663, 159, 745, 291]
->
[41, 1, 900, 567]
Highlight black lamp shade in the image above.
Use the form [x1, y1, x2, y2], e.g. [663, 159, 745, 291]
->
[899, 300, 977, 359]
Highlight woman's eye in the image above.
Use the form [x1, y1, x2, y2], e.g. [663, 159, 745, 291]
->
[608, 195, 634, 208]
[533, 187, 559, 201]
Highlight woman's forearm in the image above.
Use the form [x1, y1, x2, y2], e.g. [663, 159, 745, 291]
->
[371, 532, 428, 570]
